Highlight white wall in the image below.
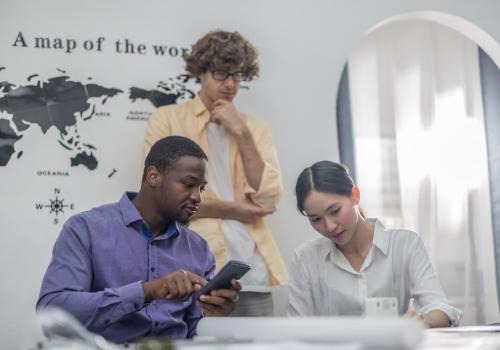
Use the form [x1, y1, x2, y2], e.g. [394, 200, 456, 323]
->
[1, 1, 500, 348]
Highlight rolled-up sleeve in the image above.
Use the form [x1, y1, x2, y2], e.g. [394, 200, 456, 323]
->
[243, 123, 283, 208]
[36, 219, 145, 333]
[408, 236, 463, 326]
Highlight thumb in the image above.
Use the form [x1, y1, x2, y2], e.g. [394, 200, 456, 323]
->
[259, 207, 276, 216]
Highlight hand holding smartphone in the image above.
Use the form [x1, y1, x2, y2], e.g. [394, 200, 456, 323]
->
[195, 260, 251, 298]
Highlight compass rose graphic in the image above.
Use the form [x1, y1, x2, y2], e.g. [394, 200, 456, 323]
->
[46, 196, 69, 215]
[36, 188, 75, 224]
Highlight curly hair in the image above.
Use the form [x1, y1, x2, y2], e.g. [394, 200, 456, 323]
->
[184, 30, 259, 81]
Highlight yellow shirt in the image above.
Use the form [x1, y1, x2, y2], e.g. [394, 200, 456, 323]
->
[143, 94, 288, 285]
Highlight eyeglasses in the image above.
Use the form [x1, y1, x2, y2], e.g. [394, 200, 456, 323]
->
[211, 71, 246, 82]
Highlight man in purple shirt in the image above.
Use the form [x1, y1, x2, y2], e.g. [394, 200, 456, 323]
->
[37, 136, 240, 344]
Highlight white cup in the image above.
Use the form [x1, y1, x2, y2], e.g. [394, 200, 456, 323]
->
[365, 297, 398, 317]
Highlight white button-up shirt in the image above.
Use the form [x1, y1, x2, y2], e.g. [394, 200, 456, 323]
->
[287, 219, 462, 326]
[206, 122, 271, 291]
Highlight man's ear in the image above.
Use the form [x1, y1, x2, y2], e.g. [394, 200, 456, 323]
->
[145, 166, 162, 187]
[351, 186, 361, 205]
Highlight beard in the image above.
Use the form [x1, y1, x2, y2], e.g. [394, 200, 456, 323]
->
[178, 217, 192, 226]
[175, 210, 195, 226]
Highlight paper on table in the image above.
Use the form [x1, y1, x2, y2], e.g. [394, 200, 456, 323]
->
[196, 317, 424, 349]
[176, 340, 362, 350]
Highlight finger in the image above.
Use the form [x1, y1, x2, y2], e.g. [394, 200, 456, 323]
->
[175, 276, 189, 300]
[185, 272, 206, 295]
[209, 113, 223, 125]
[166, 279, 178, 299]
[192, 279, 207, 292]
[154, 280, 169, 299]
[196, 278, 208, 287]
[213, 99, 228, 107]
[209, 110, 219, 119]
[403, 310, 417, 318]
[198, 295, 233, 310]
[210, 105, 226, 116]
[210, 288, 238, 301]
[197, 300, 227, 315]
[186, 271, 207, 286]
[198, 295, 234, 315]
[231, 279, 242, 292]
[183, 274, 198, 297]
[201, 293, 227, 304]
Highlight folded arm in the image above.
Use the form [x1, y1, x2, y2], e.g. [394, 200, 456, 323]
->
[195, 198, 275, 223]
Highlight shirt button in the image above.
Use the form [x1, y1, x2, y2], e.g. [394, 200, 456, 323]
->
[151, 267, 156, 272]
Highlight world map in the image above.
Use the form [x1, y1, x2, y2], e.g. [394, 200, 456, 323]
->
[0, 69, 195, 170]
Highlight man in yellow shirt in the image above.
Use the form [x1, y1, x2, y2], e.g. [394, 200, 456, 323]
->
[143, 30, 288, 316]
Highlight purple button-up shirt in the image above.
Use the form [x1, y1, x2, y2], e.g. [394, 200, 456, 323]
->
[37, 192, 216, 344]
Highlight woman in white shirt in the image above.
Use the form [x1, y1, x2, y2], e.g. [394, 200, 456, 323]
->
[287, 161, 461, 327]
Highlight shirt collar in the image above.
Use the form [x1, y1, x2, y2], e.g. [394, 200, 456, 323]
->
[370, 218, 389, 256]
[119, 192, 179, 239]
[193, 93, 211, 134]
[193, 92, 208, 116]
[142, 220, 179, 242]
[119, 192, 143, 226]
[325, 218, 390, 263]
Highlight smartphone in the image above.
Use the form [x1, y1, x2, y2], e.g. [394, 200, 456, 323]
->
[196, 260, 251, 297]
